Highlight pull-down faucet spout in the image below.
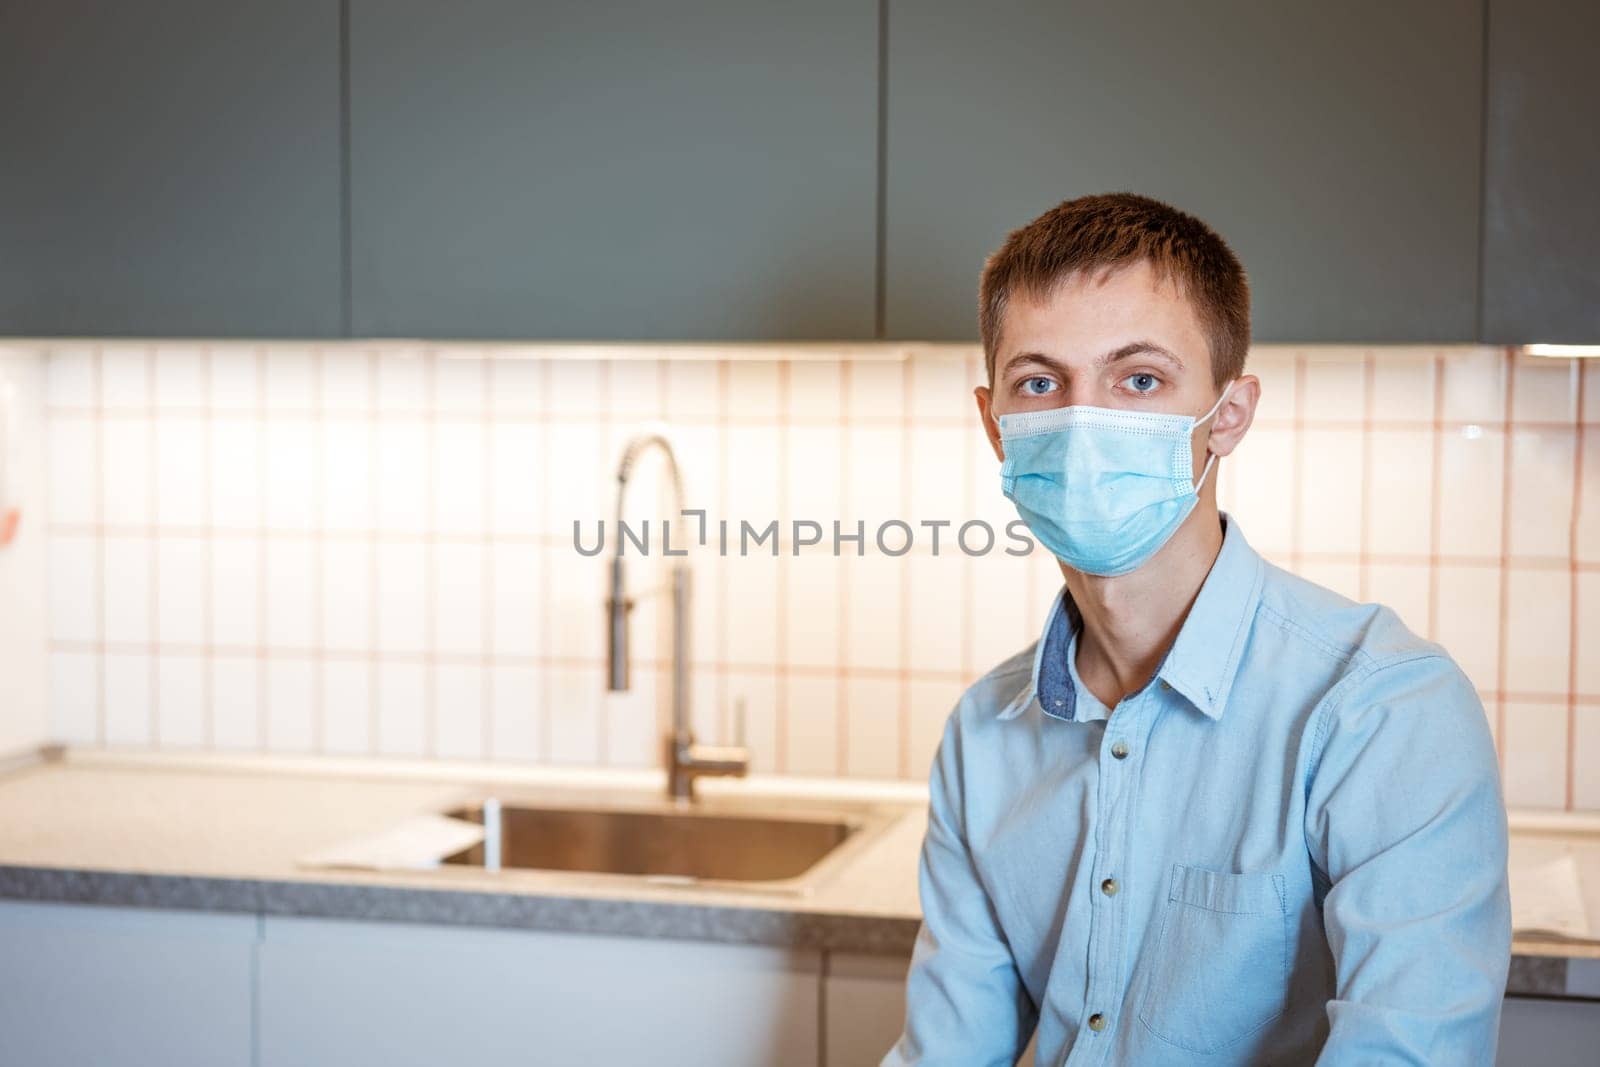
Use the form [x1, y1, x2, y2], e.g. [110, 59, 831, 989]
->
[606, 428, 748, 802]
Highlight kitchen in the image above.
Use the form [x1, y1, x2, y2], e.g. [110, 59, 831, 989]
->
[1, 2, 1598, 1065]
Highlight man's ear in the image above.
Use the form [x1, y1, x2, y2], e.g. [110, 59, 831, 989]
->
[975, 385, 1004, 462]
[1205, 374, 1259, 459]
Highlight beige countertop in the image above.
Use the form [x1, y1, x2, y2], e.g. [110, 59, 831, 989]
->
[0, 744, 931, 954]
[0, 744, 1594, 996]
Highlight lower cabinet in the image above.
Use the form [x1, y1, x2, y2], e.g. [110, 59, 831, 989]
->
[826, 951, 1038, 1066]
[257, 914, 821, 1066]
[826, 952, 911, 1065]
[833, 953, 1600, 1067]
[9, 901, 1597, 1066]
[1499, 996, 1600, 1067]
[0, 900, 256, 1067]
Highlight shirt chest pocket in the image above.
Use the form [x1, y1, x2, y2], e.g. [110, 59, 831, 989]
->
[1135, 862, 1289, 1054]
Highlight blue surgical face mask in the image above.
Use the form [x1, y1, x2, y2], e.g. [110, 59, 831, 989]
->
[996, 381, 1234, 577]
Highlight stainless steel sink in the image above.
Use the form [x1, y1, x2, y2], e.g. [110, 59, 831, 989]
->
[438, 795, 899, 891]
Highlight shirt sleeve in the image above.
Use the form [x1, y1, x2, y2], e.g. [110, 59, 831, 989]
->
[882, 702, 1037, 1067]
[1303, 653, 1512, 1065]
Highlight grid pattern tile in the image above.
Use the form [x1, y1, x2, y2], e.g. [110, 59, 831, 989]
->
[33, 342, 1600, 809]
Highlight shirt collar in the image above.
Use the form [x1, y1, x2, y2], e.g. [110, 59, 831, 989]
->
[995, 511, 1265, 723]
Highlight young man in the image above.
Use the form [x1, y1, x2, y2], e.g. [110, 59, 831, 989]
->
[883, 193, 1511, 1066]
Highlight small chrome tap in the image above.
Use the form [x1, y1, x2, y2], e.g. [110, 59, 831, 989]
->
[606, 428, 749, 802]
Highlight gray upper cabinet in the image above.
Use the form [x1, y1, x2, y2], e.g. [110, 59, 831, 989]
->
[0, 1, 343, 337]
[1481, 0, 1600, 343]
[348, 1, 878, 341]
[883, 1, 1484, 345]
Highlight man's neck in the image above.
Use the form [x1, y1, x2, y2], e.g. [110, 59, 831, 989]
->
[1065, 506, 1225, 710]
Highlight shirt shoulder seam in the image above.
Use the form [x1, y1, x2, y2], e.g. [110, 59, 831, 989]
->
[967, 644, 1039, 715]
[1255, 599, 1371, 669]
[1303, 649, 1460, 801]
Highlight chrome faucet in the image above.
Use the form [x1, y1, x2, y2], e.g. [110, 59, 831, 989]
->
[606, 428, 749, 802]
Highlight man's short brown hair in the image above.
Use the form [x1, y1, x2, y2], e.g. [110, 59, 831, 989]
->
[979, 192, 1250, 388]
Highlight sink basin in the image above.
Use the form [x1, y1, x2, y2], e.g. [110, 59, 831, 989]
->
[438, 796, 894, 888]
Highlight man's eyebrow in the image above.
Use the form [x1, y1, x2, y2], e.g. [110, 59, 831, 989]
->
[1098, 341, 1185, 369]
[999, 351, 1070, 377]
[998, 342, 1184, 377]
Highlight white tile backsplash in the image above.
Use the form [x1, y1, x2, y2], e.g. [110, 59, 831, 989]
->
[156, 654, 205, 748]
[1507, 427, 1575, 557]
[266, 657, 315, 751]
[208, 348, 258, 410]
[19, 342, 1600, 810]
[153, 347, 205, 408]
[1512, 355, 1578, 425]
[101, 537, 150, 644]
[322, 659, 373, 755]
[1297, 428, 1364, 553]
[48, 535, 97, 643]
[1435, 563, 1504, 693]
[1300, 353, 1367, 421]
[47, 417, 95, 524]
[209, 539, 258, 647]
[377, 661, 427, 757]
[1368, 349, 1437, 421]
[264, 538, 315, 648]
[1440, 347, 1507, 423]
[1503, 567, 1570, 695]
[433, 543, 486, 656]
[101, 419, 149, 526]
[434, 662, 487, 760]
[846, 675, 903, 780]
[155, 420, 206, 527]
[1503, 702, 1569, 810]
[155, 538, 206, 646]
[782, 673, 837, 778]
[209, 421, 260, 528]
[1365, 429, 1434, 557]
[264, 420, 317, 530]
[1437, 426, 1505, 557]
[99, 347, 148, 410]
[51, 650, 98, 745]
[211, 655, 259, 749]
[103, 650, 151, 745]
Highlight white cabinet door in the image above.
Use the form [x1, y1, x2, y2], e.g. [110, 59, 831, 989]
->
[258, 913, 821, 1066]
[0, 899, 256, 1067]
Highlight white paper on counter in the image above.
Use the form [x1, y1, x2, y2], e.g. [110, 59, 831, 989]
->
[1510, 852, 1594, 941]
[296, 813, 486, 871]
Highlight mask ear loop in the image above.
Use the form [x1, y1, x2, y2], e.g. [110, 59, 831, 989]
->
[1194, 450, 1220, 494]
[1190, 380, 1236, 493]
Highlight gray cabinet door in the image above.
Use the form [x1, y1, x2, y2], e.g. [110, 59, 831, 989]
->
[349, 1, 878, 341]
[259, 914, 821, 1066]
[0, 1, 343, 338]
[1481, 0, 1600, 344]
[883, 1, 1483, 345]
[0, 900, 256, 1067]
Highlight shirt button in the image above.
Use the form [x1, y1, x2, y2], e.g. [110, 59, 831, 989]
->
[1088, 1012, 1107, 1031]
[1101, 877, 1118, 896]
[1160, 679, 1171, 690]
[1110, 740, 1129, 759]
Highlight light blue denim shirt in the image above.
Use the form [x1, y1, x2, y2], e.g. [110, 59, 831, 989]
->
[883, 512, 1511, 1066]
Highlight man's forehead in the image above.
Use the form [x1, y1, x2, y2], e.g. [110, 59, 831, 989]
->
[997, 266, 1204, 364]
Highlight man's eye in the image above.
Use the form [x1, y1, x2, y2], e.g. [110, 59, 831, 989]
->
[1124, 372, 1160, 394]
[1021, 376, 1057, 396]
